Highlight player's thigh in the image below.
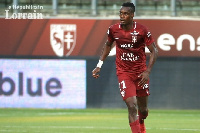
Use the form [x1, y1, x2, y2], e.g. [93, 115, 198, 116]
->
[137, 96, 148, 110]
[118, 75, 137, 100]
[136, 79, 150, 97]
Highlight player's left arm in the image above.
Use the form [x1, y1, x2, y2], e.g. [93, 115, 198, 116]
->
[138, 42, 158, 87]
[146, 42, 158, 73]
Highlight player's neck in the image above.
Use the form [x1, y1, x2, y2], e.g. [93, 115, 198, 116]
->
[121, 22, 134, 31]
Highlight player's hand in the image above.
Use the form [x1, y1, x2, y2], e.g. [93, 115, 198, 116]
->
[92, 67, 101, 78]
[138, 71, 150, 87]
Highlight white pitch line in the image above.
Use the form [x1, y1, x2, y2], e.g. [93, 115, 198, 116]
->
[37, 112, 126, 116]
[0, 129, 27, 133]
[1, 125, 128, 130]
[1, 125, 200, 131]
[0, 129, 69, 133]
[0, 112, 124, 117]
[158, 128, 200, 131]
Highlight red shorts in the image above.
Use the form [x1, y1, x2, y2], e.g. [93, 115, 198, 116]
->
[117, 73, 150, 100]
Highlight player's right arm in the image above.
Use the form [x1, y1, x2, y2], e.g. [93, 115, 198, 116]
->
[92, 40, 113, 78]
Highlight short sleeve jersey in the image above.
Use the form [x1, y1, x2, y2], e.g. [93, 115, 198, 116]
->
[107, 21, 155, 75]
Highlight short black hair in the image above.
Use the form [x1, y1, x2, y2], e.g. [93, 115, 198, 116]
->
[121, 2, 135, 13]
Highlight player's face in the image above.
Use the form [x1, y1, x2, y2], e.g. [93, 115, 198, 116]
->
[119, 7, 134, 25]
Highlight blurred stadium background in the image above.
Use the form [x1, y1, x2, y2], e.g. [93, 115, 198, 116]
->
[0, 0, 200, 17]
[0, 0, 200, 133]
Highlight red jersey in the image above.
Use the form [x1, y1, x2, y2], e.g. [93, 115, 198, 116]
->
[107, 22, 155, 75]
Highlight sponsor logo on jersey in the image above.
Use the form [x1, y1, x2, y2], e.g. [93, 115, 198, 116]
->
[121, 52, 139, 62]
[143, 84, 149, 89]
[131, 31, 139, 36]
[120, 43, 134, 48]
[50, 24, 76, 56]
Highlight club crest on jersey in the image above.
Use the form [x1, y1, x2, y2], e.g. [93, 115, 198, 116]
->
[132, 36, 137, 43]
[50, 24, 76, 56]
[131, 31, 139, 43]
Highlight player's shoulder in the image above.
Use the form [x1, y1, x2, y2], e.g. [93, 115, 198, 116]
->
[135, 21, 151, 34]
[109, 23, 121, 30]
[135, 21, 148, 30]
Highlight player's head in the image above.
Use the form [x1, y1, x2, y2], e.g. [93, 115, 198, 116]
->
[121, 2, 135, 13]
[119, 2, 135, 25]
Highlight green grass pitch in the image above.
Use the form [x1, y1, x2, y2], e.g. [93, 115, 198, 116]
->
[0, 108, 199, 133]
